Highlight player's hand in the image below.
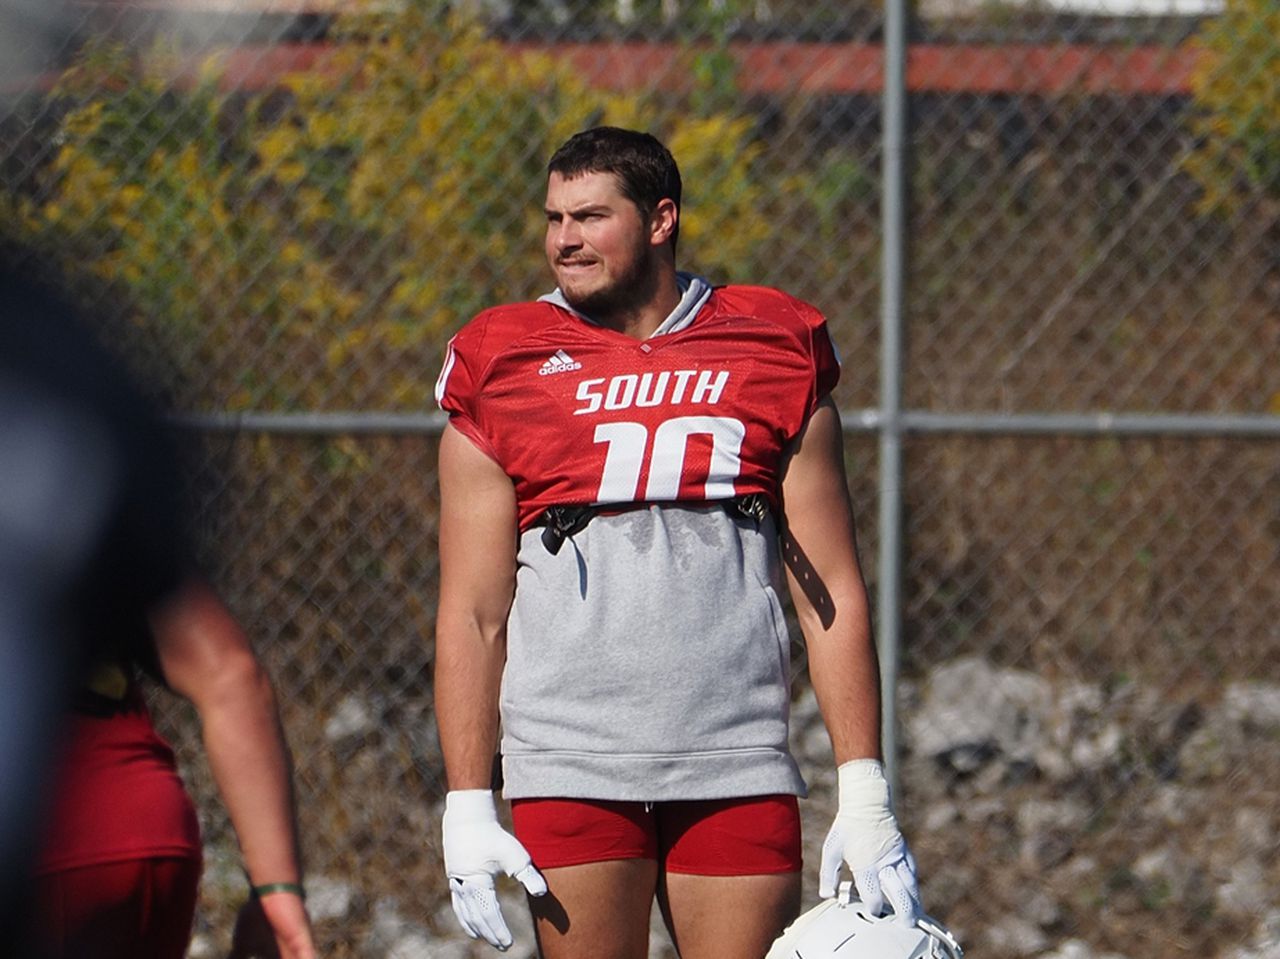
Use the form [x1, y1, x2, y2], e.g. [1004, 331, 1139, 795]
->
[442, 789, 548, 951]
[228, 889, 316, 959]
[818, 759, 921, 925]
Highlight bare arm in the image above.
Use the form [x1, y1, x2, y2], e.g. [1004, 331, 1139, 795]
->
[787, 402, 922, 915]
[434, 422, 519, 790]
[780, 397, 882, 764]
[149, 577, 315, 959]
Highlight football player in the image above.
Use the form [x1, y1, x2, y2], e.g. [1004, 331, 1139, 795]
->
[434, 126, 922, 958]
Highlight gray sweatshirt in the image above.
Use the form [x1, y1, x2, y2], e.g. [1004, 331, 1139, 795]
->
[500, 503, 807, 802]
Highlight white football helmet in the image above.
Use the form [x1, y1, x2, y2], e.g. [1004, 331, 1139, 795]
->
[767, 883, 963, 959]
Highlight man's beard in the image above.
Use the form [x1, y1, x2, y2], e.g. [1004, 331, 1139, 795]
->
[561, 243, 658, 322]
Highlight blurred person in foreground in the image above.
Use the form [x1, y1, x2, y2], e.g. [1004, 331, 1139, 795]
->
[433, 126, 925, 957]
[0, 261, 317, 959]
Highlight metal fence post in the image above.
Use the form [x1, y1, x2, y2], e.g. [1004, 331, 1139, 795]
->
[878, 0, 908, 795]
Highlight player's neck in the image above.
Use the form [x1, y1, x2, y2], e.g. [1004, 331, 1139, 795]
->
[600, 270, 681, 340]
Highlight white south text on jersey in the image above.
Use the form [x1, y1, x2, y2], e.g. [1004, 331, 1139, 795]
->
[573, 369, 730, 415]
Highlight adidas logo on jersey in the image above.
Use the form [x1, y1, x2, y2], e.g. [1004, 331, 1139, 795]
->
[539, 350, 583, 375]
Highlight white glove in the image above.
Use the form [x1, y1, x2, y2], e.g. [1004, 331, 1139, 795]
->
[818, 759, 921, 925]
[442, 789, 547, 951]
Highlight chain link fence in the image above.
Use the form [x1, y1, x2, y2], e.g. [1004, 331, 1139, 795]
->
[2, 0, 1277, 956]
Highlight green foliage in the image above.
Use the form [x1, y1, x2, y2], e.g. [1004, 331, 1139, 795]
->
[1185, 0, 1280, 214]
[802, 151, 876, 239]
[3, 1, 799, 410]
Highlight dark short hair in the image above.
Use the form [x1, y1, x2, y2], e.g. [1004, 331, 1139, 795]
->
[547, 126, 682, 249]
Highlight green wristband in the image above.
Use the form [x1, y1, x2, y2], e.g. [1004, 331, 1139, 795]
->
[251, 881, 306, 900]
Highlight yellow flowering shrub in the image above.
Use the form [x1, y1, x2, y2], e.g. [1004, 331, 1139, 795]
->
[5, 2, 796, 410]
[1185, 0, 1280, 215]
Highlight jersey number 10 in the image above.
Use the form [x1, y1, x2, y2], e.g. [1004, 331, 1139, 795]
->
[593, 416, 746, 503]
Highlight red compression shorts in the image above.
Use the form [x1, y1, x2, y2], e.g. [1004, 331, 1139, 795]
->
[510, 795, 801, 876]
[34, 855, 201, 959]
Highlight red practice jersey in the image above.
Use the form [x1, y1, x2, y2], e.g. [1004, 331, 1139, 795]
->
[436, 285, 841, 530]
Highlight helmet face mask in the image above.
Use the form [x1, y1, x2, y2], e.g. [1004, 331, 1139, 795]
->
[767, 883, 964, 959]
